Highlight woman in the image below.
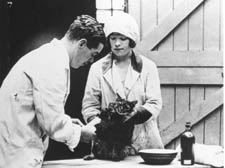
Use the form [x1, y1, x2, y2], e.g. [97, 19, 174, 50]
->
[82, 13, 164, 153]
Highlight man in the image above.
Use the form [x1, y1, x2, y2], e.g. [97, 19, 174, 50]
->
[0, 15, 106, 168]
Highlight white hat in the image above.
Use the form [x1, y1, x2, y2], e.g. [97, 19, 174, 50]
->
[104, 13, 140, 45]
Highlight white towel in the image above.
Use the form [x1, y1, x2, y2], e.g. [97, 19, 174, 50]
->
[176, 143, 224, 167]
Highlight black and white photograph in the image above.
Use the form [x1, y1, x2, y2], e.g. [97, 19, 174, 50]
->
[0, 0, 223, 167]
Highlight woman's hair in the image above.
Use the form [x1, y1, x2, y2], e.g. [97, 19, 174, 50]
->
[128, 38, 136, 48]
[66, 15, 106, 49]
[107, 35, 136, 48]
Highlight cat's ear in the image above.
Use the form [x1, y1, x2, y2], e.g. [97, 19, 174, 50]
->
[116, 93, 122, 101]
[131, 100, 138, 105]
[130, 100, 137, 108]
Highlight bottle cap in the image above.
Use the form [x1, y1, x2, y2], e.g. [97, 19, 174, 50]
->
[186, 121, 191, 125]
[185, 122, 192, 128]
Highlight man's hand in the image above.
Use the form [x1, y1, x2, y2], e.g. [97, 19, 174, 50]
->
[80, 123, 96, 143]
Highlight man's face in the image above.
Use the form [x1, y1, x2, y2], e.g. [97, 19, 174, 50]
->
[70, 40, 104, 69]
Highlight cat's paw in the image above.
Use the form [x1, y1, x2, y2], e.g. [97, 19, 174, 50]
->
[83, 154, 95, 160]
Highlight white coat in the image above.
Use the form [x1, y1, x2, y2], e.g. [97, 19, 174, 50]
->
[82, 52, 164, 152]
[0, 39, 81, 168]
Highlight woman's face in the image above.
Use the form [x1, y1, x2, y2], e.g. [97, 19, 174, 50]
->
[109, 33, 132, 57]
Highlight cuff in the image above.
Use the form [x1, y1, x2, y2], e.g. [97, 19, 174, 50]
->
[66, 124, 81, 151]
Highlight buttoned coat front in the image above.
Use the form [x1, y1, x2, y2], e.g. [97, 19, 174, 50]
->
[82, 52, 164, 151]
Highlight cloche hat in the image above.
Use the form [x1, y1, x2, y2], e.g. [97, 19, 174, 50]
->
[104, 13, 140, 46]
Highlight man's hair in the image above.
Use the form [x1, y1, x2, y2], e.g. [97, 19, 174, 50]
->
[66, 15, 106, 49]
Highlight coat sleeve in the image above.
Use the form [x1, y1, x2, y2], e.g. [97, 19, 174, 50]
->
[27, 66, 81, 150]
[141, 60, 162, 118]
[82, 64, 102, 123]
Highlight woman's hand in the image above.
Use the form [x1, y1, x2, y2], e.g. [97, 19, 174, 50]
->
[123, 108, 152, 125]
[122, 110, 138, 124]
[88, 117, 101, 126]
[71, 118, 84, 127]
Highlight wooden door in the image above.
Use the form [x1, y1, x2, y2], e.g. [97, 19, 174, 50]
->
[128, 0, 223, 148]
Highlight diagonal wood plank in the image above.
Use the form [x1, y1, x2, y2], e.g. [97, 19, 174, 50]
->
[135, 0, 205, 51]
[160, 88, 223, 146]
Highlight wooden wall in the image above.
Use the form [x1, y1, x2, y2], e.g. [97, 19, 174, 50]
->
[128, 0, 223, 148]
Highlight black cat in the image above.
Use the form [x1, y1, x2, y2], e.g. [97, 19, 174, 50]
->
[90, 95, 137, 161]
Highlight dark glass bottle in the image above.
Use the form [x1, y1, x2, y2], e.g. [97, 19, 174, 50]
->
[180, 122, 195, 165]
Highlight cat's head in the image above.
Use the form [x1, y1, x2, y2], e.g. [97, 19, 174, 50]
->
[99, 94, 137, 119]
[114, 95, 137, 115]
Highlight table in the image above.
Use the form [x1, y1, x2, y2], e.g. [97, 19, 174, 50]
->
[42, 156, 211, 168]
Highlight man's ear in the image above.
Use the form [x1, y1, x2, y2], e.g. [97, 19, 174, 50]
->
[78, 38, 87, 48]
